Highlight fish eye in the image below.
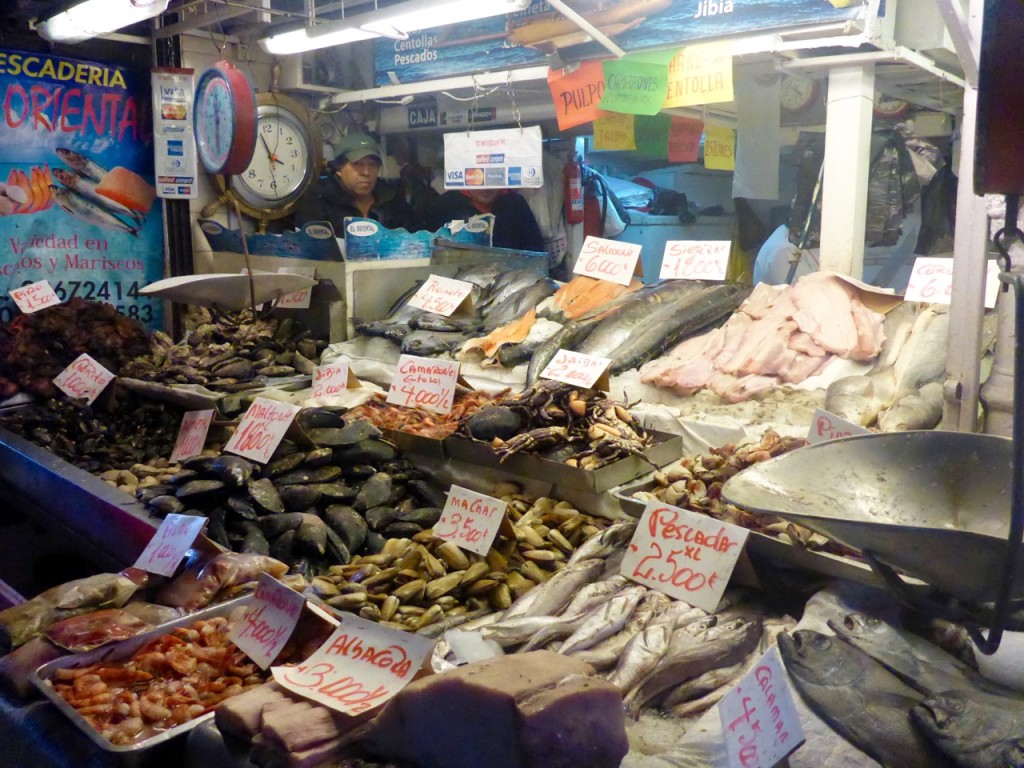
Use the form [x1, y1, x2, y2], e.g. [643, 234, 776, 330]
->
[947, 698, 965, 714]
[811, 634, 831, 649]
[843, 616, 856, 630]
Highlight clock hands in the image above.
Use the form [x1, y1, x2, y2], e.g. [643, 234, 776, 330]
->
[259, 133, 284, 166]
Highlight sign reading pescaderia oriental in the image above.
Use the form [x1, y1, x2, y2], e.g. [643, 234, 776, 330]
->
[0, 50, 163, 329]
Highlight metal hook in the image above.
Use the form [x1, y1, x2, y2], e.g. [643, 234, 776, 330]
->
[505, 70, 522, 130]
[994, 193, 1022, 276]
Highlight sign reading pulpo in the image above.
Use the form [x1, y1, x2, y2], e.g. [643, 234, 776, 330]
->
[224, 397, 301, 464]
[52, 353, 115, 405]
[386, 354, 459, 415]
[573, 236, 642, 286]
[621, 500, 748, 612]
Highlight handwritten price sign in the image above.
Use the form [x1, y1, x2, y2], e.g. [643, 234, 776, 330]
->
[660, 240, 731, 281]
[272, 611, 434, 716]
[435, 485, 508, 557]
[621, 500, 749, 612]
[277, 266, 316, 309]
[720, 647, 805, 768]
[539, 348, 612, 390]
[10, 280, 61, 314]
[407, 274, 475, 317]
[224, 397, 301, 464]
[386, 355, 459, 415]
[170, 409, 214, 462]
[230, 574, 307, 669]
[807, 408, 870, 445]
[134, 513, 207, 577]
[573, 236, 642, 286]
[52, 353, 115, 405]
[905, 257, 1000, 309]
[313, 360, 357, 400]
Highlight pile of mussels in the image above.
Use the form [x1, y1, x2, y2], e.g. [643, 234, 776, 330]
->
[137, 407, 446, 578]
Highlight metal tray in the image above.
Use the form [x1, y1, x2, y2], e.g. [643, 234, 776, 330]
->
[31, 597, 252, 756]
[612, 478, 889, 589]
[384, 428, 447, 460]
[444, 429, 682, 493]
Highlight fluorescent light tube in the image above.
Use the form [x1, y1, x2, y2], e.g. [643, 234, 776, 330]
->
[259, 0, 530, 55]
[37, 0, 169, 42]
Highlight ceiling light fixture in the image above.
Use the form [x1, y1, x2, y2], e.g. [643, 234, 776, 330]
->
[259, 0, 530, 55]
[36, 0, 169, 43]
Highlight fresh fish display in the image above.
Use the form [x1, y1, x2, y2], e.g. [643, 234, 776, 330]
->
[779, 629, 953, 768]
[480, 278, 558, 332]
[50, 185, 140, 236]
[525, 318, 597, 384]
[499, 558, 606, 621]
[55, 147, 109, 182]
[478, 268, 549, 313]
[401, 330, 471, 356]
[51, 167, 144, 224]
[569, 590, 675, 670]
[566, 520, 638, 564]
[519, 575, 631, 651]
[558, 584, 648, 655]
[912, 691, 1024, 768]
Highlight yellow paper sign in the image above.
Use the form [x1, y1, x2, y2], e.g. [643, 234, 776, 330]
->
[704, 124, 735, 170]
[593, 113, 636, 150]
[664, 42, 734, 108]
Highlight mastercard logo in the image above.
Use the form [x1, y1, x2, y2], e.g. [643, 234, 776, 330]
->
[465, 168, 484, 185]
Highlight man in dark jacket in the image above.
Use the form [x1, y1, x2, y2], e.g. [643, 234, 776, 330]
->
[423, 188, 545, 252]
[292, 132, 415, 235]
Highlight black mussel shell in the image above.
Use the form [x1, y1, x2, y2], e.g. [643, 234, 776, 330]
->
[363, 531, 386, 555]
[303, 448, 334, 467]
[406, 479, 446, 509]
[248, 478, 284, 515]
[137, 484, 175, 503]
[211, 455, 256, 487]
[324, 505, 368, 553]
[382, 521, 424, 538]
[465, 406, 522, 442]
[259, 512, 306, 539]
[269, 529, 296, 563]
[239, 523, 270, 555]
[276, 466, 342, 486]
[364, 506, 398, 532]
[175, 479, 227, 502]
[181, 455, 219, 474]
[354, 473, 393, 512]
[295, 513, 328, 558]
[295, 407, 348, 433]
[280, 485, 322, 512]
[342, 464, 377, 481]
[168, 468, 199, 486]
[226, 495, 260, 521]
[395, 507, 442, 528]
[148, 495, 185, 516]
[324, 527, 352, 565]
[265, 453, 306, 478]
[333, 438, 397, 465]
[308, 482, 357, 502]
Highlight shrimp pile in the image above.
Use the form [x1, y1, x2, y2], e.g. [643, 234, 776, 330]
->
[49, 616, 267, 746]
[345, 390, 508, 439]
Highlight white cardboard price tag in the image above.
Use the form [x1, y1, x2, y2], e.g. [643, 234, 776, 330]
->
[620, 500, 749, 612]
[539, 349, 612, 390]
[170, 409, 214, 462]
[313, 360, 360, 399]
[229, 574, 307, 670]
[277, 266, 316, 309]
[807, 408, 871, 444]
[134, 513, 207, 577]
[10, 280, 61, 313]
[407, 275, 475, 317]
[272, 611, 434, 716]
[720, 646, 805, 768]
[224, 397, 301, 464]
[386, 355, 459, 415]
[660, 240, 731, 281]
[573, 236, 642, 286]
[52, 353, 115, 405]
[905, 257, 1000, 309]
[435, 485, 508, 557]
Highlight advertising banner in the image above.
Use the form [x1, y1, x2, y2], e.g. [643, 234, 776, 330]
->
[0, 49, 163, 329]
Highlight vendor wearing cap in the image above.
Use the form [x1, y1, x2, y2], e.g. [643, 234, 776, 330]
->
[293, 132, 415, 235]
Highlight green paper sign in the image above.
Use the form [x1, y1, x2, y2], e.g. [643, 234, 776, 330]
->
[634, 113, 673, 158]
[600, 50, 676, 116]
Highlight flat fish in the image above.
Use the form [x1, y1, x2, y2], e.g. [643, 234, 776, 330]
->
[779, 629, 953, 768]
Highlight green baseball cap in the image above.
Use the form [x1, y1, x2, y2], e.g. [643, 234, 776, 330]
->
[334, 132, 382, 164]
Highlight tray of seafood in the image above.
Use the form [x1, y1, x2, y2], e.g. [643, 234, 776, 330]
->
[444, 429, 681, 493]
[30, 596, 267, 755]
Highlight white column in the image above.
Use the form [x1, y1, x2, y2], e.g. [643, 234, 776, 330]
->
[819, 64, 875, 277]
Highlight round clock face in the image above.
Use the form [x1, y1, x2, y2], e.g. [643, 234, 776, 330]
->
[233, 107, 312, 210]
[193, 63, 257, 176]
[780, 75, 819, 113]
[873, 93, 910, 119]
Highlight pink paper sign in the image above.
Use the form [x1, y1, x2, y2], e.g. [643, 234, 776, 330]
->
[407, 274, 475, 316]
[620, 500, 749, 612]
[134, 513, 207, 577]
[52, 353, 115, 405]
[224, 397, 301, 464]
[435, 485, 508, 557]
[807, 408, 870, 445]
[313, 361, 351, 399]
[720, 646, 805, 768]
[229, 574, 307, 670]
[272, 611, 434, 716]
[386, 355, 459, 415]
[10, 280, 61, 313]
[539, 349, 611, 390]
[170, 409, 214, 462]
[573, 236, 642, 286]
[660, 240, 731, 281]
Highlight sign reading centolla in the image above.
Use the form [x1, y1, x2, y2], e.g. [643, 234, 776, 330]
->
[621, 500, 748, 612]
[52, 353, 115, 405]
[10, 280, 61, 313]
[230, 573, 307, 670]
[573, 236, 642, 286]
[435, 485, 508, 556]
[224, 397, 301, 464]
[134, 513, 206, 577]
[386, 354, 459, 415]
[272, 611, 434, 716]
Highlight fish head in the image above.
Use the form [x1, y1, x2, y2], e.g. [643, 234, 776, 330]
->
[51, 168, 77, 186]
[912, 691, 1024, 758]
[778, 629, 864, 686]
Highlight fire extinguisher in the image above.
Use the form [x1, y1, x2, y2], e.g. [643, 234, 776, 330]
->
[564, 155, 584, 225]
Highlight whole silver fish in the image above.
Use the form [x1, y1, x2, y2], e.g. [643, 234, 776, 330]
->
[566, 520, 637, 565]
[779, 629, 953, 768]
[51, 167, 144, 223]
[479, 269, 545, 312]
[559, 584, 647, 655]
[525, 319, 596, 386]
[500, 558, 605, 621]
[663, 657, 750, 716]
[519, 575, 630, 652]
[481, 278, 558, 332]
[50, 185, 139, 236]
[479, 614, 566, 647]
[401, 330, 471, 357]
[568, 590, 672, 669]
[607, 612, 675, 693]
[912, 691, 1024, 768]
[55, 147, 108, 182]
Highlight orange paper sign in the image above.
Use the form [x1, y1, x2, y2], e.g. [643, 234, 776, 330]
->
[668, 116, 704, 163]
[547, 60, 607, 131]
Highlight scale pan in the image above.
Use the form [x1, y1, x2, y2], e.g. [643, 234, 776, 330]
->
[722, 431, 1016, 604]
[140, 273, 315, 311]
